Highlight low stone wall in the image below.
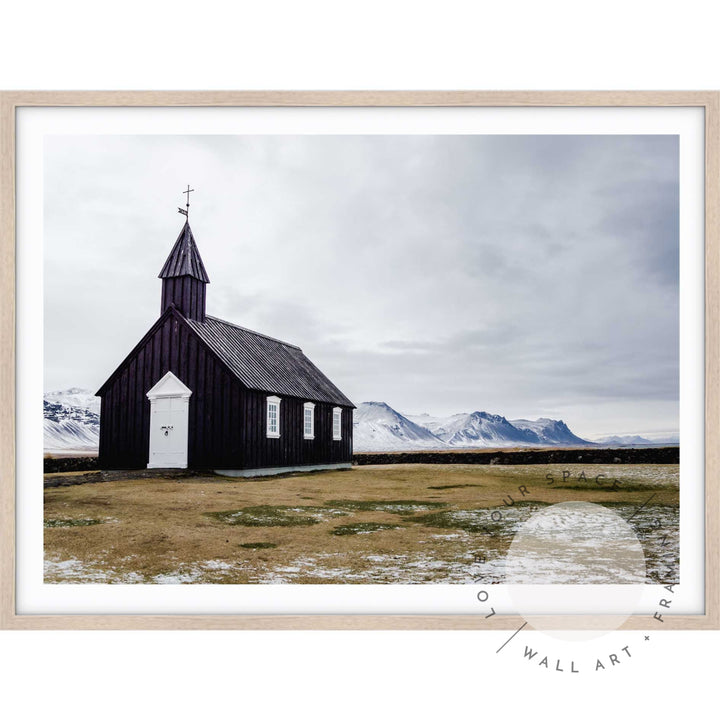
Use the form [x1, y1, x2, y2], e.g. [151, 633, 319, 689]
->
[353, 446, 679, 466]
[44, 456, 99, 474]
[44, 446, 679, 476]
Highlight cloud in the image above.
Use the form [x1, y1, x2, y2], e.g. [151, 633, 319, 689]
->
[43, 134, 679, 436]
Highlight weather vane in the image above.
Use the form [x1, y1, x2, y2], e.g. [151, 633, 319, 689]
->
[178, 184, 194, 218]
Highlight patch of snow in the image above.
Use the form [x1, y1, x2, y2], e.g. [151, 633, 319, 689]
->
[43, 556, 143, 583]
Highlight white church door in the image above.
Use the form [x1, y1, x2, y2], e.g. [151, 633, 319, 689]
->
[146, 371, 192, 469]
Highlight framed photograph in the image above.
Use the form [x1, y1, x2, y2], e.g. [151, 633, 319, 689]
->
[1, 91, 717, 630]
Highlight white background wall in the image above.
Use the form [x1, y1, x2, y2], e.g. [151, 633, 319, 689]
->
[2, 1, 718, 717]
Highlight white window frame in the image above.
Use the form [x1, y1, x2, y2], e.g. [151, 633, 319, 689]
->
[303, 402, 315, 439]
[266, 395, 281, 438]
[332, 406, 342, 441]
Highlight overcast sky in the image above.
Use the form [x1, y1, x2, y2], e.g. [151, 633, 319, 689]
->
[44, 134, 679, 438]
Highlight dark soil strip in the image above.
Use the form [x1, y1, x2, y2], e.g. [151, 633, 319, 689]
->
[43, 468, 207, 488]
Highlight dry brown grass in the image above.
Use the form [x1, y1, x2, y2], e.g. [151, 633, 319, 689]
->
[43, 463, 679, 584]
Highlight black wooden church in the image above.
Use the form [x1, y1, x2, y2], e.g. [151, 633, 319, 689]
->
[96, 195, 354, 476]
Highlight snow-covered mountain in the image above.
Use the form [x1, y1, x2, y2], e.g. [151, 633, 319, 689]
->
[354, 402, 445, 451]
[44, 387, 100, 413]
[408, 411, 590, 448]
[593, 434, 680, 447]
[426, 411, 541, 447]
[44, 388, 100, 453]
[511, 417, 591, 446]
[358, 403, 591, 452]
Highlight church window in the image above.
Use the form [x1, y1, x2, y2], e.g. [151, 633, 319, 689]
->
[332, 407, 342, 440]
[303, 402, 315, 439]
[266, 396, 281, 438]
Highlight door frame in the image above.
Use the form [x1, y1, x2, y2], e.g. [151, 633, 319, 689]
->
[146, 371, 192, 469]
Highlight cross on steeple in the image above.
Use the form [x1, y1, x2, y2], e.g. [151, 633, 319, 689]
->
[178, 184, 194, 218]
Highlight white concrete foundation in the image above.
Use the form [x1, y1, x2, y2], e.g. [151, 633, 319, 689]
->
[214, 462, 353, 478]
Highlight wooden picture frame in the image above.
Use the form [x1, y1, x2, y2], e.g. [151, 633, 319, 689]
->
[1, 91, 717, 630]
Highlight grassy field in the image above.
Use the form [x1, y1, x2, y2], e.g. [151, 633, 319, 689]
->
[43, 463, 679, 584]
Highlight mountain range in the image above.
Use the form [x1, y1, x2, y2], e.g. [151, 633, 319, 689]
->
[356, 401, 590, 451]
[590, 433, 680, 447]
[42, 389, 678, 454]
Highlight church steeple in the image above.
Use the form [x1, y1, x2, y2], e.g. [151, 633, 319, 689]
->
[159, 220, 210, 322]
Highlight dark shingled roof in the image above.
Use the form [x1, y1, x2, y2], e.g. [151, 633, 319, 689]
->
[159, 222, 210, 283]
[186, 315, 355, 407]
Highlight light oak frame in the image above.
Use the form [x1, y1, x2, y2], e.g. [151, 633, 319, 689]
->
[1, 91, 717, 630]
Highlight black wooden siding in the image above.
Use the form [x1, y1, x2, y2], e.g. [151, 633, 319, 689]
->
[238, 391, 353, 470]
[161, 276, 207, 322]
[98, 312, 353, 470]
